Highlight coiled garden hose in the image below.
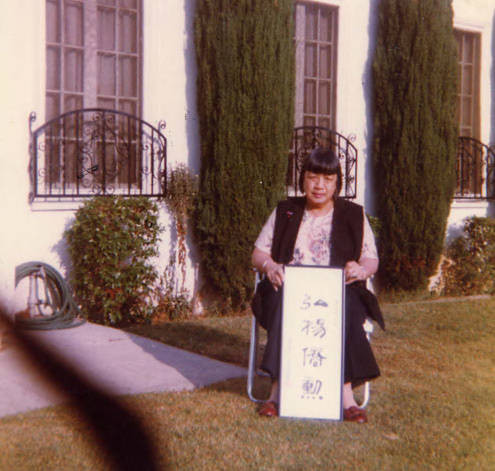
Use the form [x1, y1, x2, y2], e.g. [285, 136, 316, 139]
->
[14, 261, 85, 330]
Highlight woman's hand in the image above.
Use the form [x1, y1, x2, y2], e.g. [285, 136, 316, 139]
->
[252, 248, 284, 291]
[264, 259, 285, 291]
[344, 261, 368, 284]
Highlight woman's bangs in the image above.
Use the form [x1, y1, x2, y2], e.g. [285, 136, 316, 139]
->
[305, 156, 339, 175]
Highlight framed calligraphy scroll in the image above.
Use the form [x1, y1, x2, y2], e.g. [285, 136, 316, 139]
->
[279, 265, 345, 421]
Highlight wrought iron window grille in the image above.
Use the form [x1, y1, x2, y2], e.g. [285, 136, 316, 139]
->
[29, 108, 167, 201]
[456, 136, 495, 200]
[288, 126, 357, 198]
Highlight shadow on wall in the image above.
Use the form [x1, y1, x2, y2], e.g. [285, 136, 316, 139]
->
[51, 217, 75, 280]
[184, 0, 201, 176]
[363, 0, 380, 214]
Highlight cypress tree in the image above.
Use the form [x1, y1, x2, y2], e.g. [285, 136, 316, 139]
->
[194, 0, 294, 306]
[372, 0, 458, 291]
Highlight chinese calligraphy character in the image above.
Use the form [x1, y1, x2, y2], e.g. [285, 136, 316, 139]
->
[302, 378, 323, 395]
[300, 294, 311, 310]
[302, 347, 327, 367]
[313, 298, 328, 307]
[299, 294, 330, 311]
[301, 319, 326, 338]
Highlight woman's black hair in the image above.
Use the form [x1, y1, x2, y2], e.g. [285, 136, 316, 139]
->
[298, 147, 342, 196]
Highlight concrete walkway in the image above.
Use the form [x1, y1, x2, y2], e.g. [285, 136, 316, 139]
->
[0, 321, 247, 419]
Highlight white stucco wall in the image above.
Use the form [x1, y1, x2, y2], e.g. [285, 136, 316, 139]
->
[143, 0, 200, 173]
[1, 0, 494, 312]
[0, 0, 200, 313]
[1, 0, 46, 312]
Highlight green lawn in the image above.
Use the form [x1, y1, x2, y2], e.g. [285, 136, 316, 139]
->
[1, 298, 494, 470]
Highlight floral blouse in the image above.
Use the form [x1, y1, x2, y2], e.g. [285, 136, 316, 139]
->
[255, 207, 378, 266]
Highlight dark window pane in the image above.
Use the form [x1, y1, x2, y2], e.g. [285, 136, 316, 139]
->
[46, 46, 61, 89]
[318, 117, 330, 129]
[46, 93, 60, 119]
[303, 116, 316, 127]
[46, 0, 60, 43]
[119, 11, 137, 52]
[318, 81, 331, 115]
[65, 2, 83, 46]
[319, 45, 332, 79]
[119, 0, 137, 8]
[97, 97, 116, 109]
[304, 80, 316, 114]
[319, 8, 333, 42]
[305, 5, 317, 40]
[64, 94, 83, 112]
[64, 49, 83, 92]
[98, 7, 116, 50]
[463, 35, 474, 63]
[119, 99, 137, 115]
[98, 53, 116, 95]
[119, 56, 138, 96]
[305, 44, 317, 77]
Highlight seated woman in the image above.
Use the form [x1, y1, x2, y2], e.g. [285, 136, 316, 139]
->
[251, 147, 385, 423]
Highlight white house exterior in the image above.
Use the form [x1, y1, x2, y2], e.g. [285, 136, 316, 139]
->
[1, 0, 494, 313]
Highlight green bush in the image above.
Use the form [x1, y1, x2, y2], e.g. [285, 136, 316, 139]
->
[372, 0, 458, 291]
[64, 196, 162, 325]
[194, 0, 294, 308]
[443, 217, 495, 296]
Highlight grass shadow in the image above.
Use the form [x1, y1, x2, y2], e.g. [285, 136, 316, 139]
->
[126, 316, 267, 368]
[204, 376, 270, 401]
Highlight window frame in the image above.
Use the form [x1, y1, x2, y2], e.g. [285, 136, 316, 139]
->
[455, 29, 481, 141]
[454, 27, 485, 199]
[294, 1, 339, 130]
[44, 0, 143, 192]
[46, 0, 143, 118]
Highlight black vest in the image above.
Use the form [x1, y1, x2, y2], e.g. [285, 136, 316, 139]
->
[263, 196, 385, 330]
[271, 196, 364, 269]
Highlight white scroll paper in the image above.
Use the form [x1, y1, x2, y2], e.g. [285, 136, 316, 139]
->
[279, 265, 345, 421]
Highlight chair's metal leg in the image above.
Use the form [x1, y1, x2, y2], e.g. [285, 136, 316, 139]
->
[247, 315, 262, 402]
[247, 315, 271, 403]
[248, 270, 269, 403]
[357, 381, 370, 409]
[356, 319, 374, 409]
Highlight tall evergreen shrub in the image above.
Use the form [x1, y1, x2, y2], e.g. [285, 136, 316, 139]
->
[194, 0, 294, 306]
[372, 0, 458, 290]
